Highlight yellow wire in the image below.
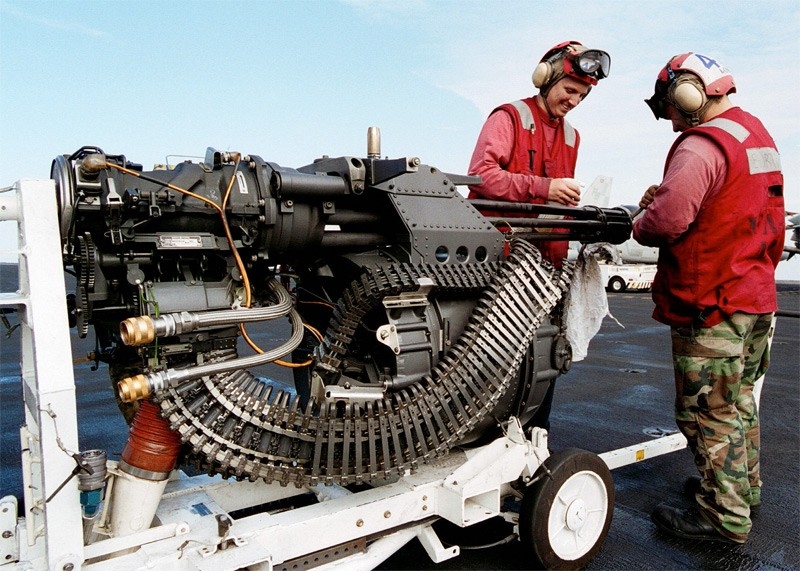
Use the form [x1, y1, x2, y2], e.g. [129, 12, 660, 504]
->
[107, 163, 223, 214]
[106, 160, 317, 369]
[305, 323, 324, 343]
[218, 157, 253, 308]
[299, 299, 336, 310]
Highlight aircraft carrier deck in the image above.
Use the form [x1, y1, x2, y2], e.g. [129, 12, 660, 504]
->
[1, 265, 797, 570]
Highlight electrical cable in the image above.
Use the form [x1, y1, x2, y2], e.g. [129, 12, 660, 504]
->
[105, 160, 314, 369]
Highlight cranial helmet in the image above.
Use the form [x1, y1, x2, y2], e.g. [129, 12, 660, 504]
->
[645, 52, 736, 126]
[532, 41, 611, 96]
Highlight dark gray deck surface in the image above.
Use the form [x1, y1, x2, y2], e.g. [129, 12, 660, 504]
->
[1, 267, 797, 569]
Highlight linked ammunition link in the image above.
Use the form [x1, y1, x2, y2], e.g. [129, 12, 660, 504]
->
[318, 260, 502, 375]
[156, 240, 572, 487]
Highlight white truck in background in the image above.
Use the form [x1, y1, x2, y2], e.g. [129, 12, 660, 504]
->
[600, 262, 656, 292]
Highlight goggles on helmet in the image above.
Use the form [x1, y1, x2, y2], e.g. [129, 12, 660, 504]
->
[645, 80, 670, 120]
[561, 47, 611, 86]
[539, 41, 611, 88]
[574, 50, 611, 80]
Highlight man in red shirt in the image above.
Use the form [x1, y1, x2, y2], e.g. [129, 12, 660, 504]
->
[467, 41, 610, 432]
[468, 40, 611, 267]
[634, 53, 784, 545]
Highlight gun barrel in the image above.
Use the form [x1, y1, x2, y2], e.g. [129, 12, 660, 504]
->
[271, 170, 350, 199]
[471, 201, 633, 245]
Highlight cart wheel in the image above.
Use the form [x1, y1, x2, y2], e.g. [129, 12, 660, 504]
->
[608, 277, 626, 293]
[519, 448, 614, 570]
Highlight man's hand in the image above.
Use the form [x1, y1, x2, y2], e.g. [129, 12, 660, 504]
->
[547, 178, 583, 206]
[639, 184, 659, 209]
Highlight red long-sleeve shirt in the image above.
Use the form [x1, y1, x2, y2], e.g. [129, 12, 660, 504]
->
[634, 136, 726, 247]
[467, 104, 559, 202]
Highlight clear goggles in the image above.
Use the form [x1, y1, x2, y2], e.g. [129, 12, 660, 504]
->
[571, 49, 611, 81]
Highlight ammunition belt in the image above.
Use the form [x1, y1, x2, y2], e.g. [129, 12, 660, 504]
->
[158, 240, 572, 486]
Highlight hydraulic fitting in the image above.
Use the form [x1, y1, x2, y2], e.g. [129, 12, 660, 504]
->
[120, 316, 155, 346]
[77, 449, 107, 517]
[117, 374, 153, 403]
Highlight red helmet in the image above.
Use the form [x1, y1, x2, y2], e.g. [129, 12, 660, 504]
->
[645, 52, 736, 124]
[532, 41, 611, 92]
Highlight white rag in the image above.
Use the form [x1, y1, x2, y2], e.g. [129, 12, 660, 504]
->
[564, 245, 621, 361]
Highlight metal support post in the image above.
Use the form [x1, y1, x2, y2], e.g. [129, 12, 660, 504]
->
[0, 180, 84, 570]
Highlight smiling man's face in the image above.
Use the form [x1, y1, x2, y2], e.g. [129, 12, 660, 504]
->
[543, 76, 591, 119]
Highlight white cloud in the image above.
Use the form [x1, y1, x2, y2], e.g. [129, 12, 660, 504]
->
[0, 0, 112, 39]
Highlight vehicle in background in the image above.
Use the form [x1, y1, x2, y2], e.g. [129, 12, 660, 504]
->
[784, 212, 799, 260]
[600, 262, 656, 292]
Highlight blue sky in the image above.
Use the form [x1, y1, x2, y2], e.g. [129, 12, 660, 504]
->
[1, 0, 797, 280]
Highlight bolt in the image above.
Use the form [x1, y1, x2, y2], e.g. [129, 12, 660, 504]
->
[2, 531, 11, 538]
[62, 564, 74, 571]
[384, 511, 391, 519]
[356, 519, 364, 527]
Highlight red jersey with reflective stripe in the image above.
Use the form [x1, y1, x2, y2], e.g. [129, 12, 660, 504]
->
[646, 107, 784, 326]
[467, 97, 580, 265]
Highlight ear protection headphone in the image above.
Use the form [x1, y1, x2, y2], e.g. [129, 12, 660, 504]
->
[532, 49, 565, 89]
[659, 70, 712, 126]
[667, 73, 707, 114]
[645, 53, 736, 125]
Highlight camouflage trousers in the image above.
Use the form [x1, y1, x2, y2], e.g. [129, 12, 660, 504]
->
[670, 312, 774, 543]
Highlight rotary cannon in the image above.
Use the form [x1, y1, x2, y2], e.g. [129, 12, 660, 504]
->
[51, 132, 632, 488]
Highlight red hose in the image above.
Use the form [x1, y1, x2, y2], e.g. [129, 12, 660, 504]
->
[121, 400, 182, 474]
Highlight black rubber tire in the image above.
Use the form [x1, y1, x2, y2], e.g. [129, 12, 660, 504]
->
[608, 277, 626, 293]
[519, 448, 614, 570]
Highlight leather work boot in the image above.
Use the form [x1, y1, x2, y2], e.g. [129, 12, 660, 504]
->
[651, 504, 742, 544]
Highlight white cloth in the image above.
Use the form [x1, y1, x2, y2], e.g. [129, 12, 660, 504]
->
[564, 245, 615, 361]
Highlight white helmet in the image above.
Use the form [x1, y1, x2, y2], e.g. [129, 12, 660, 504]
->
[645, 52, 736, 126]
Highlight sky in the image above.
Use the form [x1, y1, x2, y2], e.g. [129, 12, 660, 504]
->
[1, 0, 798, 280]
